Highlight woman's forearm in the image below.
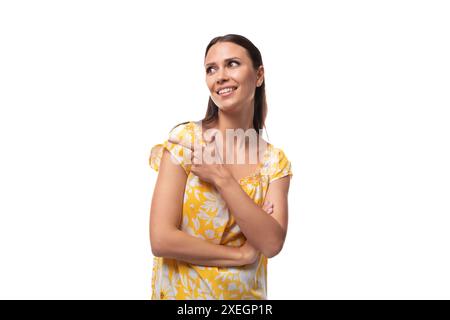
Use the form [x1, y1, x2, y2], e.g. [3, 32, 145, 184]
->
[152, 229, 245, 267]
[215, 176, 285, 258]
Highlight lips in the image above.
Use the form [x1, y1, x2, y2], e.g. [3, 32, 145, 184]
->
[216, 86, 238, 96]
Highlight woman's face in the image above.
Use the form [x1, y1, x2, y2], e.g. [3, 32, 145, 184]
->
[204, 42, 263, 113]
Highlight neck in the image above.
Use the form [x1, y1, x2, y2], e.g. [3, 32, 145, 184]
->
[205, 104, 263, 161]
[215, 108, 254, 137]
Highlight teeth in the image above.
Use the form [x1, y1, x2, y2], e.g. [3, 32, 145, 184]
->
[218, 87, 235, 95]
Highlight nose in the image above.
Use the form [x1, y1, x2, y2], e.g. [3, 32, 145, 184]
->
[215, 67, 229, 84]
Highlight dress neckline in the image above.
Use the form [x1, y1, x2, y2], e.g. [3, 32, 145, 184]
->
[191, 120, 271, 184]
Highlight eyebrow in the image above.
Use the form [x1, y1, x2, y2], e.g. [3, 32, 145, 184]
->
[204, 57, 241, 68]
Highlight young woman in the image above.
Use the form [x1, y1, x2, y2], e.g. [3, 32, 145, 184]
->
[148, 34, 293, 300]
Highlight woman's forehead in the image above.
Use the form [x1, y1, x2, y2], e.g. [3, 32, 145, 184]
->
[205, 42, 249, 63]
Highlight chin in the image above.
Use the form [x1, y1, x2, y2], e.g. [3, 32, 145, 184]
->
[217, 102, 238, 111]
[213, 98, 237, 109]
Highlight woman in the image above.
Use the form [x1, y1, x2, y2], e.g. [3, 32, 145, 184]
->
[148, 34, 293, 300]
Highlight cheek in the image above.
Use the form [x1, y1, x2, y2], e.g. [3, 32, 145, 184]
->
[238, 78, 257, 96]
[234, 71, 257, 89]
[206, 79, 214, 92]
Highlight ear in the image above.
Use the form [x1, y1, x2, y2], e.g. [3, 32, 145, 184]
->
[256, 65, 264, 87]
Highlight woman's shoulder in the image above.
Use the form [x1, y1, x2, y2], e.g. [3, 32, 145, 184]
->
[168, 120, 196, 135]
[149, 120, 196, 174]
[167, 120, 199, 143]
[262, 141, 293, 181]
[263, 140, 290, 160]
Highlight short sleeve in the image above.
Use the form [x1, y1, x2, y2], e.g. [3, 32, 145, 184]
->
[149, 122, 194, 175]
[269, 148, 293, 183]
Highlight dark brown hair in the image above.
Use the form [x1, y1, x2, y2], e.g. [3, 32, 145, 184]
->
[172, 34, 268, 138]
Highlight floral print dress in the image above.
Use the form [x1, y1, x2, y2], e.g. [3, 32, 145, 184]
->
[149, 120, 293, 300]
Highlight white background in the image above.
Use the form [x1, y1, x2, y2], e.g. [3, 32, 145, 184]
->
[0, 0, 449, 299]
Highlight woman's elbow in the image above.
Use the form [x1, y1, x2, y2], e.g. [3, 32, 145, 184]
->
[150, 232, 168, 257]
[150, 228, 179, 257]
[265, 231, 287, 258]
[263, 241, 284, 259]
[151, 239, 164, 257]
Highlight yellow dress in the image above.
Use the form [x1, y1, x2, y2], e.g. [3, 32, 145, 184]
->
[149, 120, 293, 300]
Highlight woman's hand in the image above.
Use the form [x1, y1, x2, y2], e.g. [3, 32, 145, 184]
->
[168, 133, 232, 187]
[238, 240, 259, 265]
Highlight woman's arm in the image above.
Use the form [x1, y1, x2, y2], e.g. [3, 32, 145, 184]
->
[151, 228, 257, 267]
[163, 135, 291, 259]
[150, 149, 255, 267]
[214, 174, 291, 259]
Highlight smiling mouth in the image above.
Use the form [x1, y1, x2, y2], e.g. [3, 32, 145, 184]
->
[216, 86, 238, 96]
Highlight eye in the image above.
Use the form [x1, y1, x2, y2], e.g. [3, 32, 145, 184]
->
[206, 61, 239, 74]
